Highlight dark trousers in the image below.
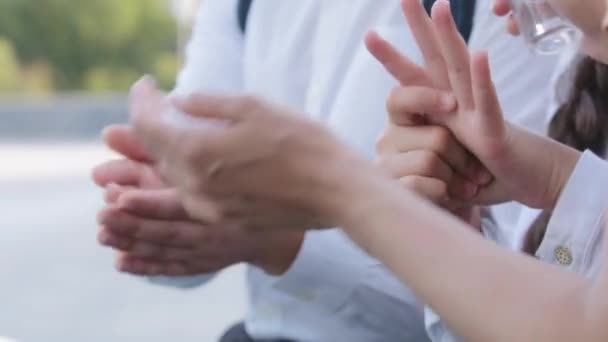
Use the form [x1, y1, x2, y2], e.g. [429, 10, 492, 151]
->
[219, 322, 296, 342]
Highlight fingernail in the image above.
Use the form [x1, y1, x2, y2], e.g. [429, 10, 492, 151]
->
[473, 168, 493, 185]
[105, 183, 124, 203]
[99, 231, 115, 246]
[106, 182, 123, 194]
[461, 182, 478, 199]
[116, 195, 134, 211]
[131, 75, 157, 96]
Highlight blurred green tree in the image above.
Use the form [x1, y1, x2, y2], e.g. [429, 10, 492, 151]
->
[0, 37, 22, 91]
[0, 0, 178, 92]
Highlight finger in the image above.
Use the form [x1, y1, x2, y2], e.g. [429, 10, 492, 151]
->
[470, 50, 506, 144]
[116, 254, 213, 276]
[98, 226, 133, 251]
[116, 253, 220, 277]
[102, 124, 151, 162]
[493, 0, 511, 16]
[115, 254, 181, 276]
[117, 239, 196, 262]
[129, 76, 177, 161]
[386, 86, 456, 124]
[399, 176, 449, 204]
[446, 174, 480, 201]
[376, 124, 475, 180]
[117, 188, 189, 220]
[364, 31, 432, 86]
[401, 0, 450, 87]
[432, 1, 475, 110]
[104, 183, 133, 204]
[92, 159, 144, 187]
[377, 150, 454, 183]
[170, 93, 251, 122]
[97, 206, 203, 247]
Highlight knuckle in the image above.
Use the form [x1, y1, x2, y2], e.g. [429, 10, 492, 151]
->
[428, 126, 452, 150]
[386, 87, 403, 114]
[416, 150, 441, 175]
[399, 176, 421, 190]
[375, 130, 390, 153]
[375, 125, 398, 153]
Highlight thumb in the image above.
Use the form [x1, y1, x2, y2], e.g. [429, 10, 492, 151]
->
[103, 124, 151, 162]
[129, 76, 177, 161]
[170, 93, 249, 122]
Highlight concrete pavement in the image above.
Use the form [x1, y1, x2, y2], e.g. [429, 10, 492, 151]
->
[0, 143, 247, 342]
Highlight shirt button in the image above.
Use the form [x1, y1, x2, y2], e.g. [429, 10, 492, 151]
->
[554, 246, 573, 266]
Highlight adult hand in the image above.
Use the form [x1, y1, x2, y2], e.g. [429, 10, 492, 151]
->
[93, 125, 305, 276]
[97, 187, 304, 276]
[129, 77, 367, 229]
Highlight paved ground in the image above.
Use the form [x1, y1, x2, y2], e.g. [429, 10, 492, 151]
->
[0, 143, 248, 342]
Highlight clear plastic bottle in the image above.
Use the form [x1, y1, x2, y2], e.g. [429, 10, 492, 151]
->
[510, 0, 580, 55]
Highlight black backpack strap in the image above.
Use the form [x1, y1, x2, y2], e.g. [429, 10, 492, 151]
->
[423, 0, 476, 42]
[237, 0, 253, 33]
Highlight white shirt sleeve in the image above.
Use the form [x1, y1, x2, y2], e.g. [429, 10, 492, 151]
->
[172, 0, 244, 96]
[272, 229, 370, 311]
[148, 0, 243, 289]
[536, 151, 608, 278]
[272, 229, 431, 341]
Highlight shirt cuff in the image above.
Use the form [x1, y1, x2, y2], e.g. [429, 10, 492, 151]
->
[272, 229, 370, 312]
[537, 150, 608, 273]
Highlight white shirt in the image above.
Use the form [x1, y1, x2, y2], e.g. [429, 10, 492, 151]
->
[155, 1, 563, 341]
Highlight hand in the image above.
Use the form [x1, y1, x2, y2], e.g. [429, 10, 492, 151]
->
[98, 187, 304, 276]
[93, 125, 305, 276]
[367, 0, 580, 209]
[92, 124, 166, 191]
[129, 78, 363, 228]
[376, 117, 491, 224]
[371, 0, 492, 221]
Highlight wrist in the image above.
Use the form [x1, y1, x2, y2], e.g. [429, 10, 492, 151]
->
[316, 155, 384, 227]
[252, 230, 305, 275]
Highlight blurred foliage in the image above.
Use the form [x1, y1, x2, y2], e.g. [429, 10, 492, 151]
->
[0, 38, 22, 91]
[0, 0, 179, 93]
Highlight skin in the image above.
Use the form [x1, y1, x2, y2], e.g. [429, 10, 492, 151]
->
[93, 125, 305, 276]
[125, 0, 608, 340]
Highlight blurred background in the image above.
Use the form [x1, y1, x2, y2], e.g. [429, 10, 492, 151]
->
[0, 0, 246, 341]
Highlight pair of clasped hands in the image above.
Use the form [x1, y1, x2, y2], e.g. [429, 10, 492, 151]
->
[93, 0, 580, 276]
